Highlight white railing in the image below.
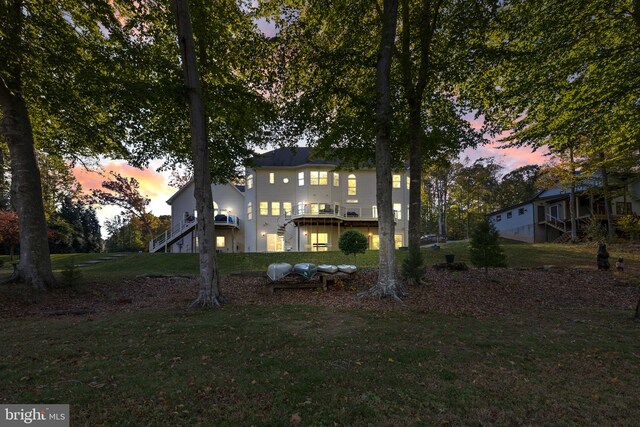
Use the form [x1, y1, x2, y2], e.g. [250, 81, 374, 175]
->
[149, 216, 197, 253]
[149, 214, 241, 253]
[287, 202, 395, 220]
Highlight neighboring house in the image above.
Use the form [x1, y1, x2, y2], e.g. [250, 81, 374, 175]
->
[489, 178, 640, 243]
[151, 147, 411, 253]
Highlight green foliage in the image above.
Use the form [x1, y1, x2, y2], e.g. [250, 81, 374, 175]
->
[338, 230, 368, 262]
[59, 258, 83, 289]
[469, 219, 507, 275]
[582, 217, 608, 242]
[617, 215, 640, 242]
[401, 247, 426, 285]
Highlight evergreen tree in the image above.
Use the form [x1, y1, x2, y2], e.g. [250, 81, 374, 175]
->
[469, 219, 507, 278]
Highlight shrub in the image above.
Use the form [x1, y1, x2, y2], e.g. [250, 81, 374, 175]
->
[338, 230, 368, 263]
[469, 219, 507, 278]
[401, 247, 425, 285]
[617, 215, 640, 241]
[582, 217, 607, 242]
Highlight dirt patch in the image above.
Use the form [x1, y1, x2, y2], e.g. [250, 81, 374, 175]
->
[1, 267, 638, 320]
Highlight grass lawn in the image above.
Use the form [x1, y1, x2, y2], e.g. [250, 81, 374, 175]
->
[3, 241, 637, 283]
[2, 306, 639, 425]
[1, 243, 639, 425]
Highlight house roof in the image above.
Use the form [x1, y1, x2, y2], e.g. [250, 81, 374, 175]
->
[251, 147, 338, 168]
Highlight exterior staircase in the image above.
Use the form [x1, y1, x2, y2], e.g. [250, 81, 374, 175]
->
[149, 216, 197, 253]
[552, 231, 573, 244]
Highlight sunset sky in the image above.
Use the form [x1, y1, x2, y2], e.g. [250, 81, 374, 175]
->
[74, 139, 548, 229]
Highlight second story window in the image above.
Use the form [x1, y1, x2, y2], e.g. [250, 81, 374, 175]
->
[348, 174, 357, 195]
[393, 174, 401, 188]
[393, 203, 401, 219]
[333, 172, 339, 186]
[247, 202, 252, 221]
[406, 176, 410, 189]
[310, 171, 328, 185]
[246, 174, 253, 189]
[283, 202, 292, 215]
[271, 202, 280, 216]
[269, 173, 275, 184]
[259, 202, 268, 216]
[298, 171, 305, 186]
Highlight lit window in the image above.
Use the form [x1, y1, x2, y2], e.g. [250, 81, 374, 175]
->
[259, 202, 268, 216]
[333, 172, 339, 187]
[247, 202, 252, 221]
[298, 171, 304, 186]
[393, 174, 401, 188]
[394, 203, 401, 219]
[212, 201, 219, 216]
[269, 173, 275, 184]
[372, 205, 378, 218]
[311, 233, 329, 252]
[297, 201, 304, 215]
[271, 202, 280, 216]
[283, 202, 292, 215]
[310, 171, 328, 185]
[370, 234, 379, 250]
[406, 177, 410, 189]
[216, 236, 225, 248]
[394, 234, 403, 248]
[348, 174, 356, 195]
[246, 174, 253, 189]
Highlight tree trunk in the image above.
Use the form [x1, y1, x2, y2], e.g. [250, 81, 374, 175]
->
[0, 0, 55, 289]
[569, 146, 577, 241]
[359, 0, 403, 300]
[172, 0, 221, 307]
[599, 152, 614, 241]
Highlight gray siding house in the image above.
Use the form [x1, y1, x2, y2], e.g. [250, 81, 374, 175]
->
[489, 179, 640, 243]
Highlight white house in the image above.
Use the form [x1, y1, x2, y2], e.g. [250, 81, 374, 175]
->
[489, 178, 640, 243]
[150, 147, 411, 253]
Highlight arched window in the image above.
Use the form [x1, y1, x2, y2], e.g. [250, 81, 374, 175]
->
[213, 201, 219, 216]
[347, 174, 357, 196]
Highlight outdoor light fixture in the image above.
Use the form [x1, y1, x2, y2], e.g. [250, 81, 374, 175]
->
[261, 232, 266, 237]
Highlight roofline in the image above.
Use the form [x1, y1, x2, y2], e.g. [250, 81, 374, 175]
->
[166, 179, 194, 205]
[166, 179, 244, 205]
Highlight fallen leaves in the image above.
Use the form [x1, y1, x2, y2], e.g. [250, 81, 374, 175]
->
[0, 266, 638, 320]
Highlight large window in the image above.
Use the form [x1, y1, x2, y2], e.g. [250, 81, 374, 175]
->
[267, 234, 284, 252]
[333, 172, 339, 187]
[298, 171, 305, 186]
[348, 174, 357, 195]
[247, 202, 252, 221]
[394, 234, 403, 248]
[271, 202, 280, 216]
[310, 171, 328, 185]
[216, 236, 225, 248]
[370, 234, 379, 250]
[311, 233, 328, 252]
[259, 202, 268, 216]
[393, 203, 402, 219]
[393, 174, 401, 188]
[246, 174, 253, 189]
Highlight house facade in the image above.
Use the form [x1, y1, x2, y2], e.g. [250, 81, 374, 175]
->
[150, 147, 411, 253]
[489, 179, 640, 243]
